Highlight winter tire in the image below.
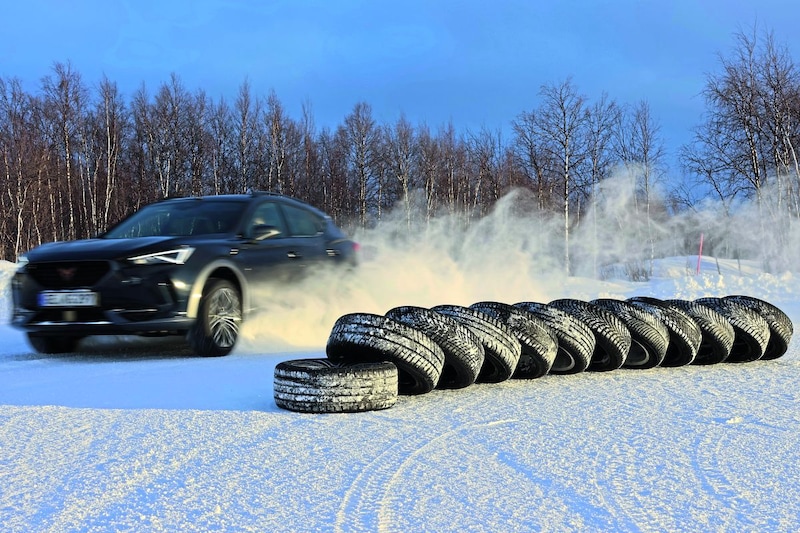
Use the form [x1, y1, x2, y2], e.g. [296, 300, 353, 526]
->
[326, 313, 444, 395]
[469, 301, 557, 379]
[591, 298, 669, 369]
[513, 301, 595, 374]
[431, 304, 521, 383]
[548, 298, 631, 372]
[627, 296, 702, 367]
[723, 295, 793, 360]
[26, 334, 82, 354]
[188, 278, 242, 357]
[695, 297, 770, 363]
[274, 359, 398, 413]
[664, 299, 735, 365]
[386, 306, 485, 389]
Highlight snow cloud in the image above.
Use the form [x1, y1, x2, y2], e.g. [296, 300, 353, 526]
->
[240, 169, 800, 351]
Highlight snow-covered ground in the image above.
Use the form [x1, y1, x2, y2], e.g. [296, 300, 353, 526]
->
[1, 253, 798, 533]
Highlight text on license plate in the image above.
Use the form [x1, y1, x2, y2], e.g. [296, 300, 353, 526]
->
[38, 291, 99, 307]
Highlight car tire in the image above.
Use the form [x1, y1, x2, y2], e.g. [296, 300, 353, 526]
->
[591, 299, 669, 369]
[385, 306, 485, 389]
[548, 298, 631, 372]
[513, 301, 595, 374]
[723, 295, 793, 360]
[188, 278, 242, 357]
[468, 301, 557, 379]
[695, 297, 770, 363]
[664, 299, 735, 365]
[273, 359, 398, 413]
[325, 313, 444, 395]
[26, 334, 81, 354]
[627, 296, 702, 367]
[431, 304, 521, 383]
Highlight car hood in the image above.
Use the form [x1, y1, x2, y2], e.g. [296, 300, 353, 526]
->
[24, 236, 193, 262]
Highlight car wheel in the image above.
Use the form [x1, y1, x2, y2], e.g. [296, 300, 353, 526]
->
[27, 334, 81, 354]
[274, 359, 398, 413]
[325, 313, 445, 395]
[188, 278, 242, 357]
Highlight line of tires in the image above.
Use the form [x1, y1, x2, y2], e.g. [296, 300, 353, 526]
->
[273, 295, 793, 413]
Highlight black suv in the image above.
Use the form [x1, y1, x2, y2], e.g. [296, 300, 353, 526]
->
[11, 192, 358, 356]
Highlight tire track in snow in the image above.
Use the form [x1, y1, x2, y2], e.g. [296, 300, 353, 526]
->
[584, 372, 702, 532]
[28, 409, 275, 533]
[689, 418, 757, 531]
[690, 412, 798, 531]
[585, 441, 645, 533]
[586, 424, 673, 532]
[334, 418, 518, 533]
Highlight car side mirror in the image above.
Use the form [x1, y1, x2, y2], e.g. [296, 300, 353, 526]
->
[253, 224, 281, 241]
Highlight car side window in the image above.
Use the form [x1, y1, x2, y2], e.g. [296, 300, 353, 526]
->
[247, 202, 286, 238]
[283, 204, 323, 237]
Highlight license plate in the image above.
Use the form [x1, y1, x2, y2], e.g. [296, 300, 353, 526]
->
[38, 291, 99, 307]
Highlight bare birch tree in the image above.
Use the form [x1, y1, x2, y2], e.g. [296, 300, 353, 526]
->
[41, 62, 87, 241]
[344, 102, 380, 227]
[385, 114, 416, 228]
[537, 78, 589, 273]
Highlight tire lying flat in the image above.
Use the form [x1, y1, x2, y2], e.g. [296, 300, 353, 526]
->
[432, 304, 521, 383]
[548, 298, 631, 372]
[723, 295, 793, 360]
[326, 313, 445, 395]
[513, 301, 595, 374]
[469, 301, 558, 379]
[665, 299, 735, 365]
[274, 359, 398, 413]
[386, 306, 485, 389]
[694, 297, 770, 363]
[627, 296, 702, 367]
[591, 299, 669, 369]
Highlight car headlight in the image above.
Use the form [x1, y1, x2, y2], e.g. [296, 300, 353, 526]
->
[128, 247, 195, 265]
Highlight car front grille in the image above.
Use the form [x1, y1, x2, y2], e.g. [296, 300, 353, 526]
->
[27, 261, 111, 289]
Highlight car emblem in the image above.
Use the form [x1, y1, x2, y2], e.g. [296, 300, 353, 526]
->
[57, 267, 77, 281]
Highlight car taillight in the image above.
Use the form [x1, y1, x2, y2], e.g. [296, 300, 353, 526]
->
[352, 242, 361, 253]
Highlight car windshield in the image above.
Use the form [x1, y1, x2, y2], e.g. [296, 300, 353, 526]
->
[103, 199, 245, 239]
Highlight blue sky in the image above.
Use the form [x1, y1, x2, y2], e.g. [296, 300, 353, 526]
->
[2, 0, 799, 171]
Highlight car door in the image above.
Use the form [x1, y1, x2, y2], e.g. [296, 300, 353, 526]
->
[279, 203, 329, 268]
[233, 201, 303, 286]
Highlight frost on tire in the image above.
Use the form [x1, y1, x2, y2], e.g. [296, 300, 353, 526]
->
[591, 298, 669, 369]
[695, 297, 770, 363]
[274, 359, 398, 413]
[469, 301, 557, 379]
[627, 296, 702, 367]
[431, 304, 521, 383]
[385, 306, 485, 389]
[548, 298, 631, 372]
[513, 301, 595, 374]
[325, 313, 444, 395]
[664, 299, 735, 365]
[723, 295, 793, 360]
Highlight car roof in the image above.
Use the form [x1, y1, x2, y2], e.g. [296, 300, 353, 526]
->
[157, 192, 331, 219]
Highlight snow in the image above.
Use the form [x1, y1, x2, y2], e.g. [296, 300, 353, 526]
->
[1, 252, 799, 532]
